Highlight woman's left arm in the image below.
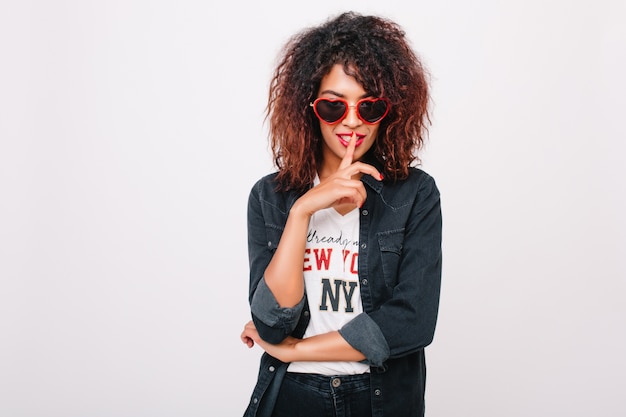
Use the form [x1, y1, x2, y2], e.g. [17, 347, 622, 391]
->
[241, 321, 365, 363]
[338, 173, 442, 366]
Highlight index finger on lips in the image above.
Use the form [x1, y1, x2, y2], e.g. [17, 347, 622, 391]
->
[339, 132, 357, 170]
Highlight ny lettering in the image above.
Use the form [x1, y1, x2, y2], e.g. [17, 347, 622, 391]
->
[319, 278, 358, 312]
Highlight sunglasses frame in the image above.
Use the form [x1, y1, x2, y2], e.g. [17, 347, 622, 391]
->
[310, 97, 391, 125]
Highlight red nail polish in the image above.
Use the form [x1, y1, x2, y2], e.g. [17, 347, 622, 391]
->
[379, 173, 384, 180]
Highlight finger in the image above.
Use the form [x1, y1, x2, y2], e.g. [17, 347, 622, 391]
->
[339, 132, 357, 170]
[243, 336, 254, 348]
[241, 321, 258, 346]
[346, 161, 384, 181]
[241, 327, 259, 348]
[332, 179, 368, 207]
[240, 331, 253, 347]
[353, 182, 368, 208]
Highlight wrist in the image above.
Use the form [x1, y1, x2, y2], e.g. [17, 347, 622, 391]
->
[290, 199, 314, 220]
[289, 337, 305, 362]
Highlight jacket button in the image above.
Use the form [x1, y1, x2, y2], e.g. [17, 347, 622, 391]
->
[267, 241, 272, 247]
[269, 366, 275, 372]
[362, 279, 368, 286]
[361, 243, 367, 249]
[253, 398, 258, 404]
[374, 389, 382, 396]
[362, 209, 368, 216]
[304, 310, 310, 316]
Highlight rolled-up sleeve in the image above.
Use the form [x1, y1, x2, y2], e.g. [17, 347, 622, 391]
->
[339, 313, 390, 367]
[250, 278, 305, 343]
[247, 176, 305, 344]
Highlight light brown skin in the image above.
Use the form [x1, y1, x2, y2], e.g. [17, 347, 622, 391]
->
[240, 65, 384, 363]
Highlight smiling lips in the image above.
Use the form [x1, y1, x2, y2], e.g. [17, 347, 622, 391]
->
[337, 133, 365, 147]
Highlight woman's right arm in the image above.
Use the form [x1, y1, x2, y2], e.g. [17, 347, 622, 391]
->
[262, 204, 311, 307]
[260, 135, 381, 307]
[247, 135, 382, 343]
[246, 180, 307, 344]
[246, 183, 343, 344]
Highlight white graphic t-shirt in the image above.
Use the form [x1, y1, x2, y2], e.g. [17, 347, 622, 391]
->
[287, 197, 369, 375]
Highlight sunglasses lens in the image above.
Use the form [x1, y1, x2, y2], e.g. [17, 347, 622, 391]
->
[358, 99, 389, 123]
[313, 98, 390, 124]
[315, 100, 347, 123]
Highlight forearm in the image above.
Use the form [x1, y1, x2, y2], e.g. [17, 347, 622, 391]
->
[293, 331, 366, 362]
[252, 330, 366, 363]
[263, 202, 311, 307]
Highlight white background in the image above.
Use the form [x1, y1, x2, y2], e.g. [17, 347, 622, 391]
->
[1, 1, 625, 416]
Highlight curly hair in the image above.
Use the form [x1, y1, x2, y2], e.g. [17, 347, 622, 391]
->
[267, 11, 431, 191]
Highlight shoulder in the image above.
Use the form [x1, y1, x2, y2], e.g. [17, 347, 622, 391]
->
[406, 167, 437, 186]
[379, 167, 439, 205]
[250, 172, 280, 195]
[408, 167, 440, 197]
[249, 172, 304, 214]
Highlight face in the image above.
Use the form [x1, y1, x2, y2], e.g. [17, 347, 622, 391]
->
[315, 64, 382, 173]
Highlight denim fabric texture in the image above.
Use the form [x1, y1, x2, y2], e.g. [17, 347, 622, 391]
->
[243, 167, 442, 417]
[273, 373, 372, 417]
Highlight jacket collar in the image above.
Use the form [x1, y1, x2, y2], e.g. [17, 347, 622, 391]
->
[362, 173, 384, 194]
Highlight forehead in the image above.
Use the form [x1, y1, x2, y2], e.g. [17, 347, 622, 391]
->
[317, 64, 368, 98]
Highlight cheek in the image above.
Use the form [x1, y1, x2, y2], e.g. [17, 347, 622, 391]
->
[369, 125, 380, 139]
[365, 126, 380, 146]
[320, 125, 336, 143]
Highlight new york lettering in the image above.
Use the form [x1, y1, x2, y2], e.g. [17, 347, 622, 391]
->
[303, 249, 358, 273]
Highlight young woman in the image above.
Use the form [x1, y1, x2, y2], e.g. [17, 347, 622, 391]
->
[240, 12, 442, 417]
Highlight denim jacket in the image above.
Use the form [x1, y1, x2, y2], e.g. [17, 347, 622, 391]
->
[243, 167, 442, 417]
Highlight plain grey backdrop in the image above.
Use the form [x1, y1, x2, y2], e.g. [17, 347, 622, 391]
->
[1, 0, 625, 416]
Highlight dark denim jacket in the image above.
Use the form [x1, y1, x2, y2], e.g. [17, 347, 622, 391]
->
[243, 167, 442, 417]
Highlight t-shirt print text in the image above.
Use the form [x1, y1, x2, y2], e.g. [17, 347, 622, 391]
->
[304, 228, 360, 313]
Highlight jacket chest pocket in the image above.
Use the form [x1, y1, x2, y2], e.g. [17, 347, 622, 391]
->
[376, 229, 405, 289]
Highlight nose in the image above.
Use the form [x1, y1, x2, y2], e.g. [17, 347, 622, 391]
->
[341, 104, 362, 127]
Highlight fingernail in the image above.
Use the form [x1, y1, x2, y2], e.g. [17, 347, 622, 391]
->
[379, 173, 384, 180]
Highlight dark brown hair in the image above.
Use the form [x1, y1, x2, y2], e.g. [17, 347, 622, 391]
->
[267, 12, 431, 191]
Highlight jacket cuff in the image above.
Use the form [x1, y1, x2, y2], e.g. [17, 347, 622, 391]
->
[251, 278, 304, 328]
[339, 313, 390, 367]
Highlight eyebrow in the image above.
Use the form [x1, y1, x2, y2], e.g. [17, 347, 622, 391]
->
[318, 89, 371, 99]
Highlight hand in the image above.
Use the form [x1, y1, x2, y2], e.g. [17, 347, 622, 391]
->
[240, 320, 258, 348]
[293, 133, 383, 216]
[240, 320, 300, 362]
